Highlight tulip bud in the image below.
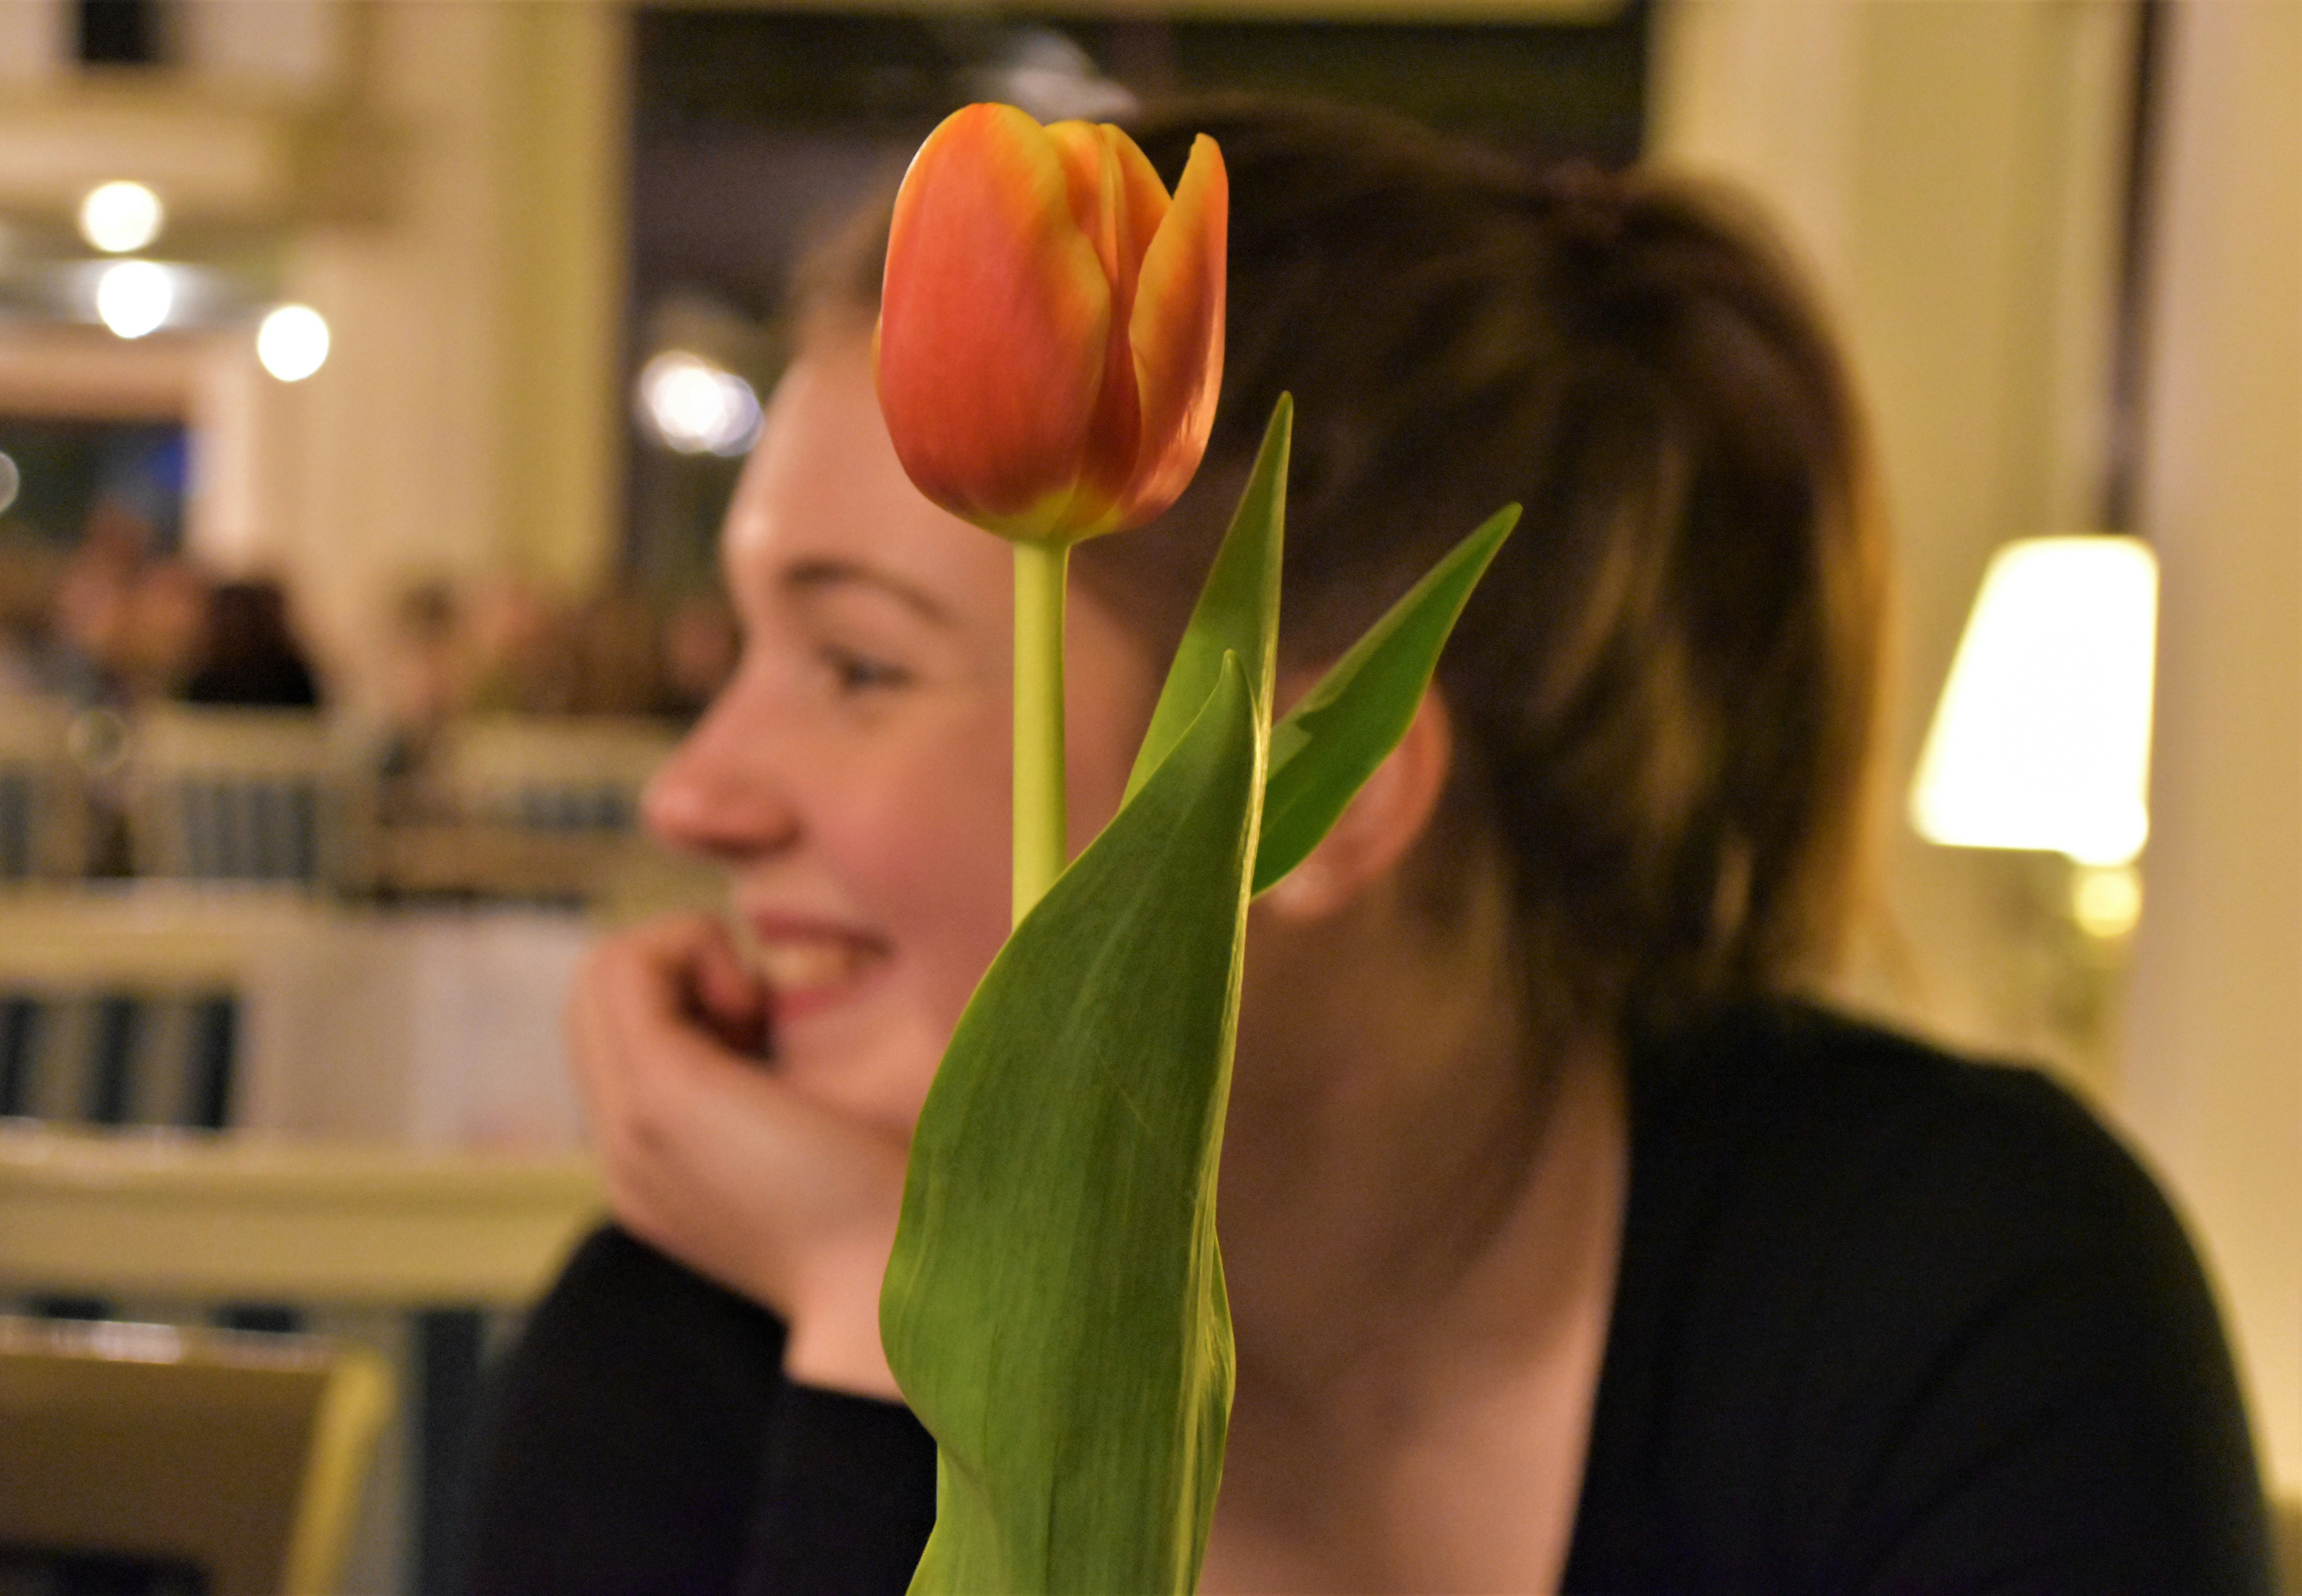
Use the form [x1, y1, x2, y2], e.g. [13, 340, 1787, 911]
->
[876, 104, 1227, 545]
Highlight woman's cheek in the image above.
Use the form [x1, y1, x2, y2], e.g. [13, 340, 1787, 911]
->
[839, 741, 1016, 1028]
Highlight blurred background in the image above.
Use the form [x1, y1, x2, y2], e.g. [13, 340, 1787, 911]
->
[0, 1, 2292, 1591]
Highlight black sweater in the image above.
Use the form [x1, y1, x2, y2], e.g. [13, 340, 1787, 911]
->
[463, 1004, 2274, 1594]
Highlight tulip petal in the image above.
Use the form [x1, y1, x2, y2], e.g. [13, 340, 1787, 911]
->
[1119, 133, 1228, 531]
[878, 104, 1112, 535]
[1111, 132, 1172, 304]
[1043, 122, 1149, 542]
[1044, 120, 1121, 290]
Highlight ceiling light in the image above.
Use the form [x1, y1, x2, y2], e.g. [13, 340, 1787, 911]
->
[94, 259, 173, 339]
[257, 304, 330, 381]
[79, 181, 164, 254]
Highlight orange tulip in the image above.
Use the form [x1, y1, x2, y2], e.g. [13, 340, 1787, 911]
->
[876, 104, 1227, 545]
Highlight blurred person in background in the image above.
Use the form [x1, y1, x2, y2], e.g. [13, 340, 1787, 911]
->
[467, 577, 581, 716]
[0, 535, 66, 699]
[39, 511, 142, 704]
[123, 557, 216, 704]
[182, 579, 321, 709]
[657, 590, 740, 725]
[378, 577, 469, 818]
[571, 587, 665, 719]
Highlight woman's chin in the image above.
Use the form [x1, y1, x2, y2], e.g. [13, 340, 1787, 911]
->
[770, 997, 946, 1137]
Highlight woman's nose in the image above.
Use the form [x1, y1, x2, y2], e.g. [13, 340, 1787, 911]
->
[642, 683, 800, 862]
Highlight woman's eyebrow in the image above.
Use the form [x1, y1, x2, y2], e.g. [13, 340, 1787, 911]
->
[782, 559, 953, 625]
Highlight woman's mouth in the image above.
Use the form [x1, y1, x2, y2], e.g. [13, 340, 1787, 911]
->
[744, 924, 889, 1021]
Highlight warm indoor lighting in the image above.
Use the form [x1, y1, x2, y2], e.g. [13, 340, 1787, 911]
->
[0, 452, 17, 518]
[1911, 534, 2158, 866]
[637, 350, 761, 456]
[2071, 863, 2144, 940]
[78, 181, 164, 253]
[257, 304, 331, 381]
[94, 259, 173, 339]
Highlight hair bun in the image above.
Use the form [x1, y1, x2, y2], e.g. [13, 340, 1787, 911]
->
[1533, 160, 1628, 251]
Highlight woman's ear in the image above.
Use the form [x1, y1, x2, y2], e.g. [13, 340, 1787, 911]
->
[1262, 686, 1454, 922]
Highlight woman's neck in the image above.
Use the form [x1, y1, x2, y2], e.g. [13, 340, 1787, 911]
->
[1207, 871, 1627, 1589]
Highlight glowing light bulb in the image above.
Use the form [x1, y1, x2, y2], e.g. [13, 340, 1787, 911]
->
[0, 452, 18, 517]
[257, 304, 330, 381]
[79, 182, 164, 253]
[2071, 863, 2144, 940]
[1911, 535, 2158, 866]
[95, 259, 172, 339]
[638, 351, 761, 457]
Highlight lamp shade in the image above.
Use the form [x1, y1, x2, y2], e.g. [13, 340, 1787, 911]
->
[1910, 534, 2158, 866]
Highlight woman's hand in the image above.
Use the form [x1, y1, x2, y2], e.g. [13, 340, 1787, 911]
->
[567, 912, 909, 1399]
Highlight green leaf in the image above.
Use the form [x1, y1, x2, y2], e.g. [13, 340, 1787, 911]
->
[1253, 503, 1519, 895]
[884, 651, 1262, 1596]
[1123, 395, 1291, 806]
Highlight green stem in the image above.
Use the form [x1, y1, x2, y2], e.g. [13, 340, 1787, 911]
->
[1013, 540, 1069, 925]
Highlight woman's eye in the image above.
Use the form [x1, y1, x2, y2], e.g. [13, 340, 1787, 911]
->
[819, 643, 912, 693]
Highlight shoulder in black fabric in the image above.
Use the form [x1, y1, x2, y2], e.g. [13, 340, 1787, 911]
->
[1563, 1001, 2275, 1596]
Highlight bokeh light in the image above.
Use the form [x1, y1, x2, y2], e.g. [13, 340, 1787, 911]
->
[257, 304, 331, 381]
[2071, 863, 2144, 940]
[94, 259, 173, 339]
[79, 181, 164, 253]
[637, 351, 761, 456]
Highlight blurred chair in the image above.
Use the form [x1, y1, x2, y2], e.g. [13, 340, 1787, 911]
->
[0, 889, 602, 1592]
[0, 1123, 603, 1596]
[436, 713, 678, 833]
[375, 715, 682, 902]
[0, 1314, 390, 1596]
[0, 696, 87, 880]
[125, 707, 368, 887]
[0, 888, 312, 1130]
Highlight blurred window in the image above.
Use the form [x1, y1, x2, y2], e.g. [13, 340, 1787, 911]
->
[0, 419, 185, 554]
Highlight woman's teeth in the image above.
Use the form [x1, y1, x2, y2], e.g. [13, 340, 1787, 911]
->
[755, 937, 870, 993]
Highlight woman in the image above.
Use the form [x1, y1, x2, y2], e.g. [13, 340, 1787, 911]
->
[464, 101, 2272, 1594]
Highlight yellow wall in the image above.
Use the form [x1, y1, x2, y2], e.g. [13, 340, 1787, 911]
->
[2118, 0, 2302, 1491]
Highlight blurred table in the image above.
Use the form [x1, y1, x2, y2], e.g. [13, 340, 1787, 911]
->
[0, 1123, 603, 1305]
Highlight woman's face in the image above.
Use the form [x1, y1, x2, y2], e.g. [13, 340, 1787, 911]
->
[645, 329, 1160, 1135]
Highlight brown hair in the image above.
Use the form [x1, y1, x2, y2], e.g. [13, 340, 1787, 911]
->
[804, 96, 1889, 1046]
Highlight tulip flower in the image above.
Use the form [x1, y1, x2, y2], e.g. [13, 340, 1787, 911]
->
[876, 104, 1228, 923]
[876, 103, 1228, 546]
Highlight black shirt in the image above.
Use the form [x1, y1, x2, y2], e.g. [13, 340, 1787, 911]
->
[463, 1004, 2274, 1594]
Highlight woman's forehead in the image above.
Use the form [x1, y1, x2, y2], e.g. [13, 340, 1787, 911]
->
[721, 338, 1009, 619]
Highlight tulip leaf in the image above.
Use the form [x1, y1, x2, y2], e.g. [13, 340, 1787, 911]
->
[884, 650, 1263, 1596]
[884, 387, 1516, 1596]
[1252, 502, 1519, 895]
[1123, 395, 1290, 806]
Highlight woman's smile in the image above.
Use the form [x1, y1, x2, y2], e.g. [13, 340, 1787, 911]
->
[739, 913, 893, 1025]
[643, 321, 1158, 1138]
